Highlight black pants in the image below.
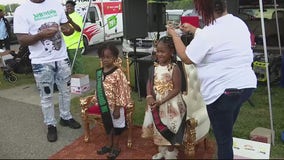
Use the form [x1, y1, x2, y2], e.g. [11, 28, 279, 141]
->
[0, 37, 10, 50]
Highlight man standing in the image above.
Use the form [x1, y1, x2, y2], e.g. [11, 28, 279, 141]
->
[13, 0, 81, 143]
[63, 0, 85, 74]
[0, 9, 11, 50]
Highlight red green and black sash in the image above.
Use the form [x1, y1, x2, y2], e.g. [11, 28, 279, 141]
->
[149, 64, 186, 144]
[96, 68, 113, 134]
[151, 106, 186, 144]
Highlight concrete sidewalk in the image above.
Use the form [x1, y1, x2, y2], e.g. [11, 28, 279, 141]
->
[0, 82, 95, 159]
[0, 83, 84, 106]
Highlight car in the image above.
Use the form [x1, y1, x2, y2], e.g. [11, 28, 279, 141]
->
[5, 16, 18, 44]
[166, 9, 184, 24]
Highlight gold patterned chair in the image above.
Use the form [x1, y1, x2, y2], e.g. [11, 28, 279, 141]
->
[80, 55, 135, 148]
[181, 63, 211, 157]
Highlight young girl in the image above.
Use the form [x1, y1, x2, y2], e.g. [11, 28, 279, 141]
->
[93, 42, 132, 159]
[142, 36, 187, 159]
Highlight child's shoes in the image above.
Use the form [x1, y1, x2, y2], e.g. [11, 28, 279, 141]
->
[152, 146, 167, 159]
[107, 148, 121, 160]
[164, 148, 178, 159]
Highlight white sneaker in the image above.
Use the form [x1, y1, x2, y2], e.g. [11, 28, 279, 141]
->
[164, 148, 178, 159]
[152, 146, 167, 159]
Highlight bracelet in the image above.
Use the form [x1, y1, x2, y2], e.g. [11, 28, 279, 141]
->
[146, 95, 153, 99]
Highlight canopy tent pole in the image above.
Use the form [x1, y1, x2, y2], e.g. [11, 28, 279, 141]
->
[71, 0, 92, 73]
[259, 0, 275, 145]
[272, 0, 282, 55]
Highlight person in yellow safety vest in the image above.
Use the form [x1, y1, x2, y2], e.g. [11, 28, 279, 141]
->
[63, 0, 85, 74]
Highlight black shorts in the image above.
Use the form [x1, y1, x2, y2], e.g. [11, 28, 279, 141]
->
[112, 127, 126, 135]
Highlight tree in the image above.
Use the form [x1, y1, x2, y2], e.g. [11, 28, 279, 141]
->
[4, 3, 20, 15]
[166, 0, 193, 10]
[0, 5, 5, 11]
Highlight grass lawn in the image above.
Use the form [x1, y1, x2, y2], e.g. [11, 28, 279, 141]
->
[1, 55, 283, 158]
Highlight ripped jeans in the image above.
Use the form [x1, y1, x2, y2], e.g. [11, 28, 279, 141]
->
[32, 58, 73, 126]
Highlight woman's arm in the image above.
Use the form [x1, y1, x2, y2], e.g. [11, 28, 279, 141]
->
[172, 35, 194, 64]
[167, 28, 194, 65]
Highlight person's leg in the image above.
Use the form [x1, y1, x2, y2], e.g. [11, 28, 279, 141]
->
[0, 40, 3, 49]
[97, 132, 113, 155]
[164, 145, 178, 159]
[32, 62, 56, 126]
[112, 128, 125, 149]
[55, 58, 81, 128]
[68, 48, 84, 74]
[233, 88, 255, 124]
[207, 88, 255, 159]
[107, 128, 124, 159]
[4, 37, 10, 50]
[112, 135, 120, 150]
[55, 58, 72, 120]
[32, 62, 57, 142]
[206, 91, 242, 159]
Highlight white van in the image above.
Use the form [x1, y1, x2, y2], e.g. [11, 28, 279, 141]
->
[73, 0, 123, 54]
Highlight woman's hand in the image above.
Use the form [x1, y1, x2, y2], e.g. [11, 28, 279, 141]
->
[113, 107, 120, 119]
[166, 26, 178, 37]
[180, 23, 197, 34]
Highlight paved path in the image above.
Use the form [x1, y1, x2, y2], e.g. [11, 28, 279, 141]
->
[0, 43, 102, 159]
[0, 82, 95, 159]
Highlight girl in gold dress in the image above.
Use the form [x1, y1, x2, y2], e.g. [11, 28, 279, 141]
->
[142, 36, 187, 159]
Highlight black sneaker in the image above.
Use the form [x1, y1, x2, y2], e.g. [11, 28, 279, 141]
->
[59, 118, 81, 129]
[47, 125, 57, 142]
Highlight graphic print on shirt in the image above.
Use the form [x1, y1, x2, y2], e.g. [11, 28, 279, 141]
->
[38, 22, 62, 54]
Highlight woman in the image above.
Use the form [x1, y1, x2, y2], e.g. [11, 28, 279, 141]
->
[167, 0, 257, 159]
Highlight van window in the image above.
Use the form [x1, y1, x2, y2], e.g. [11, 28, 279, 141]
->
[87, 7, 99, 22]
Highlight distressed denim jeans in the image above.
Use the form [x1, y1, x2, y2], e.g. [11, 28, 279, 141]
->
[32, 58, 72, 126]
[206, 88, 255, 159]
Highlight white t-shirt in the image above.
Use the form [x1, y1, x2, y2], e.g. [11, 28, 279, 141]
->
[14, 0, 68, 64]
[186, 14, 257, 105]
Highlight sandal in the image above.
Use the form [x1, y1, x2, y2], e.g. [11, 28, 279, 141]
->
[97, 146, 112, 155]
[107, 148, 121, 160]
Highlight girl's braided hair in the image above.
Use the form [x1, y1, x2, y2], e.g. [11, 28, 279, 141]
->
[157, 36, 177, 63]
